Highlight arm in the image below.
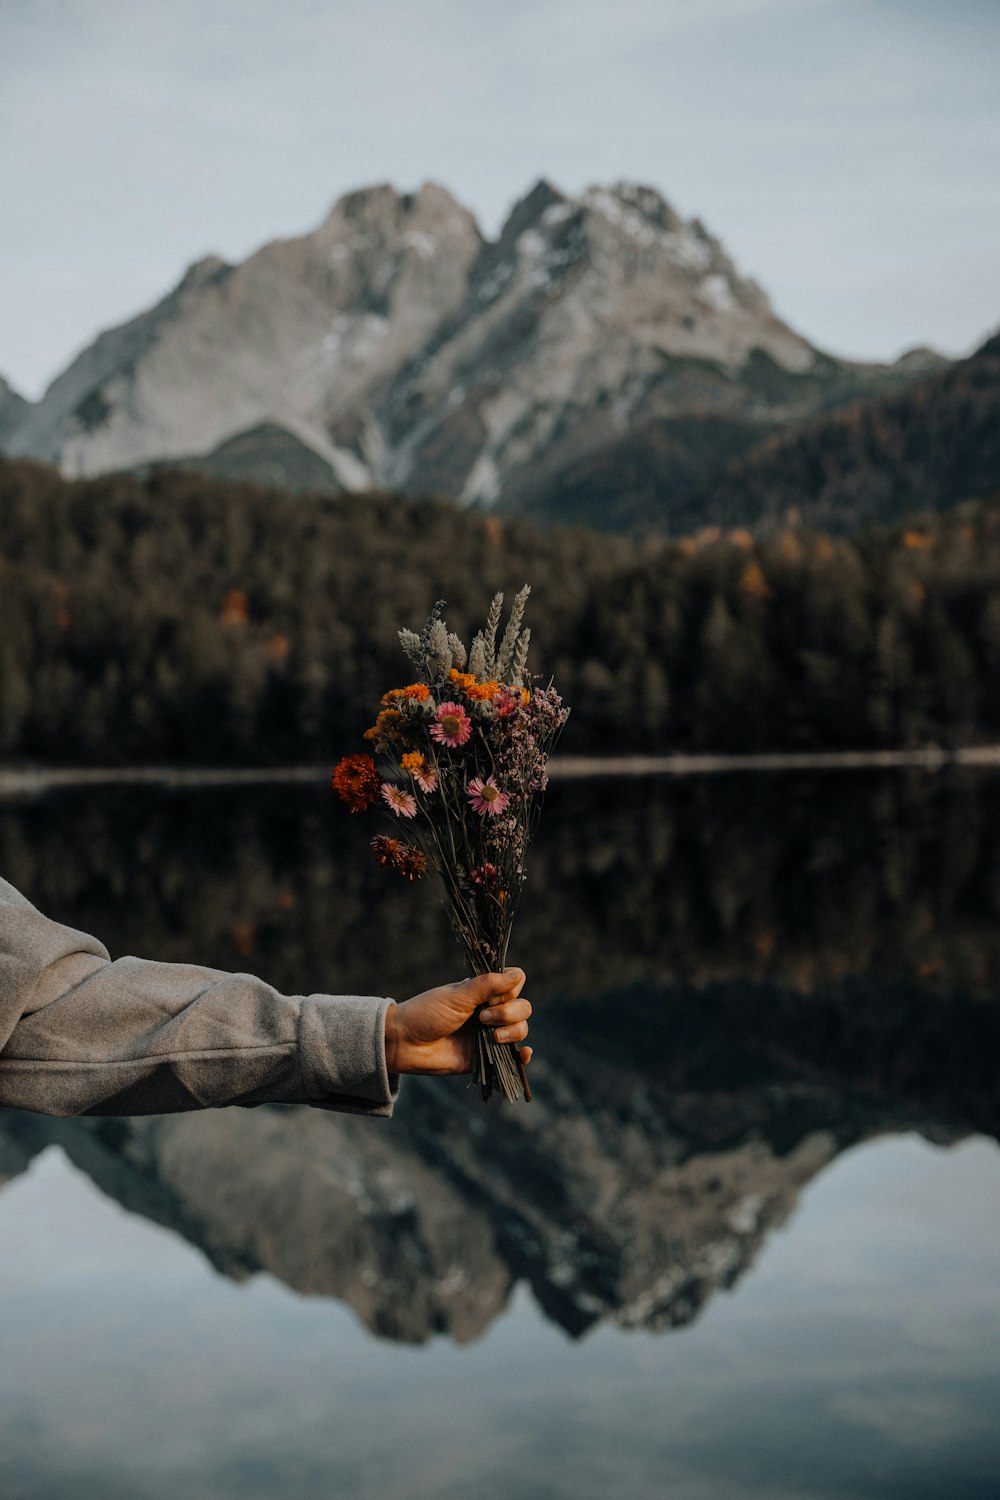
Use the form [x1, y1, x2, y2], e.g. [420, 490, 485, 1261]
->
[0, 876, 532, 1119]
[0, 875, 396, 1118]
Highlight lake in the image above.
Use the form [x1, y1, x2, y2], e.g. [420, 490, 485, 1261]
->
[1, 771, 999, 1500]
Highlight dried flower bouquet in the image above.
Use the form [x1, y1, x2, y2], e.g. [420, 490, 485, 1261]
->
[332, 588, 569, 1103]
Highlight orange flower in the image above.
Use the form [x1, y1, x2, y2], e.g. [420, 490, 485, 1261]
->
[448, 669, 477, 692]
[364, 708, 404, 746]
[401, 751, 425, 772]
[466, 680, 500, 702]
[381, 683, 432, 705]
[331, 754, 380, 813]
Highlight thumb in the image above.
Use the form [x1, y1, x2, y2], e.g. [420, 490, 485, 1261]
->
[463, 967, 525, 1010]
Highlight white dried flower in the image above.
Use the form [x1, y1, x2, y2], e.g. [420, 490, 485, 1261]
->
[483, 592, 504, 676]
[447, 632, 468, 670]
[426, 619, 452, 681]
[398, 628, 425, 675]
[420, 600, 448, 652]
[468, 632, 487, 679]
[497, 585, 531, 680]
[512, 627, 531, 686]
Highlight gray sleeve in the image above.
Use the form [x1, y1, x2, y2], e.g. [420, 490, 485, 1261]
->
[0, 877, 400, 1119]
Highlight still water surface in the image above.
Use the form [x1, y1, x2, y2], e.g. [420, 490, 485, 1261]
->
[1, 773, 999, 1500]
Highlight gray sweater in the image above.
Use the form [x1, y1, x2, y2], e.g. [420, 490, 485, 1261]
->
[0, 875, 399, 1118]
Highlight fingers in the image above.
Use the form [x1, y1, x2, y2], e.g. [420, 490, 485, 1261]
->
[495, 1020, 529, 1042]
[519, 1045, 533, 1066]
[483, 1007, 529, 1042]
[479, 998, 531, 1026]
[480, 992, 531, 1045]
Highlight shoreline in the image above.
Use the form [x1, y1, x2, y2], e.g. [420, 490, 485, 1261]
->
[3, 745, 1000, 797]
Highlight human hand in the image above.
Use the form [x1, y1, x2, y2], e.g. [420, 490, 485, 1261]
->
[383, 967, 532, 1076]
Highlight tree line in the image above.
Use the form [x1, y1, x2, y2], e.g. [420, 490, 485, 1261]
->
[2, 453, 1000, 763]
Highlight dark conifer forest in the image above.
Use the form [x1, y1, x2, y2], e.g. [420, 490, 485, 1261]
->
[2, 453, 1000, 765]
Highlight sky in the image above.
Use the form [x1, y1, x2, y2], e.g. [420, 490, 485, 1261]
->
[1, 0, 998, 399]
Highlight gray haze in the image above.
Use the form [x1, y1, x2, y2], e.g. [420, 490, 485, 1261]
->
[1, 0, 998, 398]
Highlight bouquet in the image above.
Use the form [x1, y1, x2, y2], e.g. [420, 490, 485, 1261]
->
[331, 588, 569, 1103]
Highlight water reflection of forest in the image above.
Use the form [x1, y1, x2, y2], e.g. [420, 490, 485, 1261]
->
[4, 770, 1000, 1000]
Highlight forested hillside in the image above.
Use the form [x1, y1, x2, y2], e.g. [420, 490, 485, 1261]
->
[672, 331, 1000, 534]
[2, 455, 1000, 764]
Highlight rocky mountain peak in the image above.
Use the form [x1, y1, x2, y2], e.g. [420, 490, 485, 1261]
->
[2, 176, 934, 524]
[176, 254, 232, 294]
[494, 177, 568, 249]
[585, 178, 684, 233]
[317, 178, 482, 253]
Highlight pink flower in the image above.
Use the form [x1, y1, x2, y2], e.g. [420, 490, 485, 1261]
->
[495, 687, 523, 717]
[414, 767, 438, 794]
[430, 701, 473, 748]
[381, 783, 418, 818]
[467, 776, 510, 817]
[470, 863, 497, 886]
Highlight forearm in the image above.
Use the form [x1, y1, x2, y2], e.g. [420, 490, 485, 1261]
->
[0, 879, 398, 1118]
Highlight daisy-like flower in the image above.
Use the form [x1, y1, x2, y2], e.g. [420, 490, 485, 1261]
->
[430, 701, 473, 748]
[371, 835, 404, 867]
[331, 754, 380, 813]
[467, 776, 509, 817]
[414, 767, 438, 794]
[381, 783, 418, 818]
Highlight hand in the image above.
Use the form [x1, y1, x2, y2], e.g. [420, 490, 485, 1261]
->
[384, 967, 532, 1076]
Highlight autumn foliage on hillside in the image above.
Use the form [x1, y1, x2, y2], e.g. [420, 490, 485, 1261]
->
[2, 454, 1000, 763]
[676, 331, 1000, 534]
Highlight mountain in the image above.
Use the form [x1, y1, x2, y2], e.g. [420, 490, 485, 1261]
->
[2, 178, 925, 525]
[0, 374, 28, 446]
[662, 330, 1000, 534]
[4, 184, 483, 488]
[137, 421, 344, 495]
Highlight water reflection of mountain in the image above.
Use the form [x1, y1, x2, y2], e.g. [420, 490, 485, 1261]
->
[2, 774, 999, 1344]
[3, 978, 997, 1345]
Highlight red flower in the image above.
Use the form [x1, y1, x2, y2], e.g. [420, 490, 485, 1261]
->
[332, 754, 380, 812]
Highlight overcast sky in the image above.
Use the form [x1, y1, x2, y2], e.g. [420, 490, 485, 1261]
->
[2, 0, 998, 398]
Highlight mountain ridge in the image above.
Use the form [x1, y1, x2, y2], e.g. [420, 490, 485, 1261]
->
[1, 176, 938, 526]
